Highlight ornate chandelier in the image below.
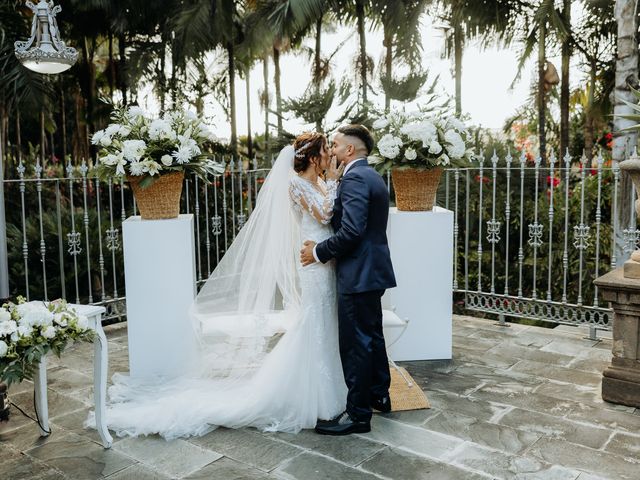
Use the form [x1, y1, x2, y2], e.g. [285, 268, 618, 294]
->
[14, 1, 78, 75]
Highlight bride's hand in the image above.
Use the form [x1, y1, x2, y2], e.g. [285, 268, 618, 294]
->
[326, 157, 344, 182]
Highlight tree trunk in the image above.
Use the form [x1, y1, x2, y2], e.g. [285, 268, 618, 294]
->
[246, 71, 253, 160]
[454, 23, 463, 117]
[584, 60, 596, 162]
[228, 42, 237, 157]
[263, 55, 270, 160]
[613, 0, 639, 264]
[273, 46, 283, 138]
[118, 33, 128, 106]
[383, 23, 392, 113]
[356, 0, 368, 106]
[160, 38, 167, 113]
[16, 110, 22, 167]
[108, 30, 115, 99]
[560, 0, 571, 158]
[537, 19, 547, 165]
[315, 15, 323, 131]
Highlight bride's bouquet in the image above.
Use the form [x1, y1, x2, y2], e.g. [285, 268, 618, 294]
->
[0, 298, 95, 385]
[370, 109, 474, 172]
[93, 106, 225, 188]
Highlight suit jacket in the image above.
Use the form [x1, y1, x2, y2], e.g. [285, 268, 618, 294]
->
[316, 159, 397, 294]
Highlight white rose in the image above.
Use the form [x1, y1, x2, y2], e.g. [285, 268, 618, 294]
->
[0, 340, 7, 358]
[161, 155, 174, 166]
[404, 148, 417, 161]
[378, 134, 402, 159]
[42, 325, 57, 339]
[444, 130, 465, 159]
[23, 307, 53, 327]
[17, 324, 32, 338]
[428, 141, 442, 155]
[0, 310, 10, 323]
[53, 313, 68, 327]
[439, 153, 451, 166]
[0, 320, 17, 336]
[372, 118, 389, 129]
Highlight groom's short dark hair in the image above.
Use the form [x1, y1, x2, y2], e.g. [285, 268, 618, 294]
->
[337, 124, 374, 155]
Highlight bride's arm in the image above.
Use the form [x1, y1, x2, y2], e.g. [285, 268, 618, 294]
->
[288, 177, 337, 225]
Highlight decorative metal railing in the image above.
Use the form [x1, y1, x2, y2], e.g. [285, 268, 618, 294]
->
[2, 150, 635, 333]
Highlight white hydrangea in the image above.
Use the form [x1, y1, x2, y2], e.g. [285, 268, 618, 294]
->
[400, 120, 437, 146]
[122, 140, 147, 162]
[53, 313, 68, 327]
[160, 154, 173, 166]
[0, 340, 7, 358]
[444, 130, 465, 159]
[42, 325, 57, 339]
[378, 134, 403, 159]
[372, 118, 389, 129]
[0, 320, 17, 336]
[148, 119, 176, 141]
[445, 117, 466, 133]
[0, 309, 10, 323]
[22, 306, 53, 327]
[17, 324, 33, 338]
[404, 148, 417, 161]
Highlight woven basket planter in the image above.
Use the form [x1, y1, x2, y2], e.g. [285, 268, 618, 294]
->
[391, 167, 443, 211]
[128, 171, 184, 220]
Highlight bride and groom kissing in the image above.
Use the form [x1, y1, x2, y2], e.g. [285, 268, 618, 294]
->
[93, 124, 398, 439]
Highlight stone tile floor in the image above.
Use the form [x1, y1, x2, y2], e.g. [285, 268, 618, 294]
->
[1, 315, 639, 479]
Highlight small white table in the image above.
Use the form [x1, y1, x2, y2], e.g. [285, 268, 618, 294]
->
[34, 303, 113, 448]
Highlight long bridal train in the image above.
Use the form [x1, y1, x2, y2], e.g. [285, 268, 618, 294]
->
[87, 145, 347, 439]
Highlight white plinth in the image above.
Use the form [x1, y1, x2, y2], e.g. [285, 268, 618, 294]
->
[383, 207, 453, 361]
[123, 215, 198, 378]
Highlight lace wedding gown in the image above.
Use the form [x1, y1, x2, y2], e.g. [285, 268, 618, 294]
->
[89, 153, 347, 439]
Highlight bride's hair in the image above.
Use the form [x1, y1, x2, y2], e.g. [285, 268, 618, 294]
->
[293, 132, 327, 173]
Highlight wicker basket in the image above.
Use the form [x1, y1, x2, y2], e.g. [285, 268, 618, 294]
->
[391, 167, 443, 211]
[128, 171, 184, 220]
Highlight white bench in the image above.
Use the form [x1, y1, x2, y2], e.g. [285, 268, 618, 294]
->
[34, 303, 113, 448]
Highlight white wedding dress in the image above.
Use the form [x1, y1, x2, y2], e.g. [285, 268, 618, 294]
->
[88, 146, 347, 439]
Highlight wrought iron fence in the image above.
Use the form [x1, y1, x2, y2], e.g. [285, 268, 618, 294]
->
[2, 150, 635, 332]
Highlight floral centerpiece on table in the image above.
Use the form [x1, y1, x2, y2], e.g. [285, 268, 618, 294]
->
[0, 298, 95, 385]
[93, 106, 225, 219]
[370, 109, 474, 211]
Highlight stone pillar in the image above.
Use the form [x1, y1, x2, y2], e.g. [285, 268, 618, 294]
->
[594, 268, 640, 408]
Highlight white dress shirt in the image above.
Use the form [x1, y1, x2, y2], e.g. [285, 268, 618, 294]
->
[311, 158, 367, 263]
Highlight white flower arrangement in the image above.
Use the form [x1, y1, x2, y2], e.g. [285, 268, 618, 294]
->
[0, 298, 95, 385]
[94, 106, 225, 188]
[371, 109, 474, 171]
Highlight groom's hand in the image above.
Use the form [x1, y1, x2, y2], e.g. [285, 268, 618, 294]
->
[300, 240, 317, 266]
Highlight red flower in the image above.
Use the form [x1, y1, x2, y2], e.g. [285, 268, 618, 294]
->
[475, 175, 490, 184]
[546, 175, 560, 187]
[605, 133, 613, 141]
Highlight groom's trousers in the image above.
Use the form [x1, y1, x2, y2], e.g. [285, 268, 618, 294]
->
[338, 289, 391, 422]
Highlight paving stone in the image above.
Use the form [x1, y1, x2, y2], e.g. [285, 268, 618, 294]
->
[425, 389, 511, 422]
[104, 463, 171, 480]
[274, 452, 378, 480]
[471, 387, 580, 418]
[603, 432, 640, 459]
[114, 436, 221, 478]
[566, 349, 612, 374]
[498, 407, 613, 450]
[360, 446, 489, 480]
[26, 431, 136, 479]
[383, 407, 440, 426]
[448, 443, 581, 480]
[527, 437, 640, 480]
[451, 335, 502, 352]
[51, 407, 110, 445]
[0, 421, 59, 451]
[265, 427, 384, 466]
[453, 363, 547, 390]
[0, 442, 65, 480]
[45, 366, 93, 394]
[190, 427, 301, 472]
[540, 338, 600, 356]
[10, 388, 87, 421]
[564, 402, 640, 433]
[423, 410, 541, 454]
[486, 343, 574, 366]
[409, 370, 487, 396]
[509, 360, 603, 387]
[362, 416, 464, 460]
[509, 331, 557, 349]
[453, 346, 520, 369]
[184, 456, 276, 479]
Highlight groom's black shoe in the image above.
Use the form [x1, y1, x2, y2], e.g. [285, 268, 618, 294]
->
[315, 411, 370, 436]
[371, 395, 391, 413]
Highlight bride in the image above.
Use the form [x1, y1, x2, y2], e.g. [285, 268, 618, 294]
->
[90, 132, 348, 439]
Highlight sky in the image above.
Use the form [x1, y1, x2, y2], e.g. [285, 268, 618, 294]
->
[139, 13, 586, 140]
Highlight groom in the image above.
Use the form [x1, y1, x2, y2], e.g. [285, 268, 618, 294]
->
[300, 124, 396, 435]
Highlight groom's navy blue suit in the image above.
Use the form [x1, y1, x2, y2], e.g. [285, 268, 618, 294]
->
[316, 158, 396, 421]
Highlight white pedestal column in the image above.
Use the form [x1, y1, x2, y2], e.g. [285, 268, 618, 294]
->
[123, 214, 198, 378]
[383, 207, 453, 361]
